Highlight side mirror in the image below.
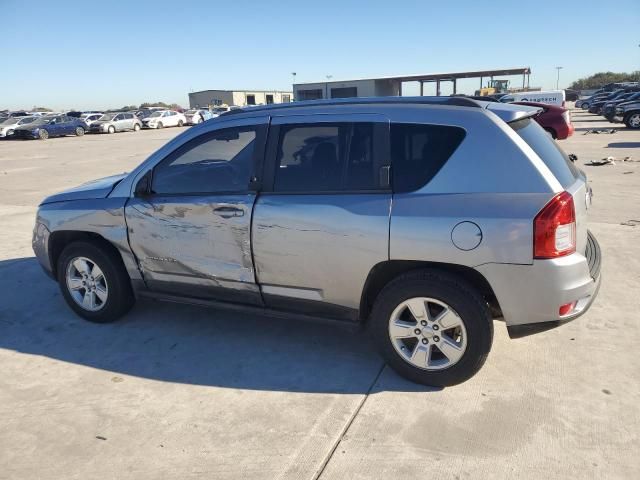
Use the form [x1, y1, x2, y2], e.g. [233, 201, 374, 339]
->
[134, 172, 151, 197]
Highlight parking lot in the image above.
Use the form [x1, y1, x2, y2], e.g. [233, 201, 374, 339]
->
[0, 110, 638, 479]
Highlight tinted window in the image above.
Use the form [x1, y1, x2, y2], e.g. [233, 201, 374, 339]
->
[391, 123, 466, 193]
[152, 127, 256, 195]
[274, 123, 380, 192]
[510, 118, 578, 188]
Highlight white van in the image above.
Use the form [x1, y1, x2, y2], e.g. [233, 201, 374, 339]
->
[499, 90, 566, 107]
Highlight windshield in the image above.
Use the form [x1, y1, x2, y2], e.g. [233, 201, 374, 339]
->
[510, 117, 579, 188]
[18, 117, 37, 125]
[99, 114, 116, 121]
[185, 110, 198, 114]
[32, 117, 53, 125]
[149, 112, 163, 118]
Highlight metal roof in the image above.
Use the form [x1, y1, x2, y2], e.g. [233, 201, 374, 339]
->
[293, 68, 531, 86]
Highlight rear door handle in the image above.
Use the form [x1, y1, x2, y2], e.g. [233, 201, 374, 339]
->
[213, 206, 245, 218]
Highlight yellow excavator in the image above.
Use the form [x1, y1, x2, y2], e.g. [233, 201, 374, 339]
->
[475, 79, 511, 97]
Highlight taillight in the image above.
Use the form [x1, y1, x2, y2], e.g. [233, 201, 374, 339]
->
[534, 191, 576, 259]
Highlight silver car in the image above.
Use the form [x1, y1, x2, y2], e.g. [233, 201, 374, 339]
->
[32, 97, 601, 386]
[89, 112, 142, 134]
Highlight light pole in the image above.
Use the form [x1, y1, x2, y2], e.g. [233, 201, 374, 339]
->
[555, 66, 563, 89]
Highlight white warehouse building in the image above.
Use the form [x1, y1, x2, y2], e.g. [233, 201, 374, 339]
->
[188, 89, 293, 108]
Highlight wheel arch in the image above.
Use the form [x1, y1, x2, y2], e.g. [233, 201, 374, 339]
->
[48, 230, 126, 278]
[359, 260, 502, 323]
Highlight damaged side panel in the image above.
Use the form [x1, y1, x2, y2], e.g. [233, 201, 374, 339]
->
[125, 194, 262, 305]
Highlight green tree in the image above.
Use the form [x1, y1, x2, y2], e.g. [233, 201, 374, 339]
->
[569, 71, 640, 90]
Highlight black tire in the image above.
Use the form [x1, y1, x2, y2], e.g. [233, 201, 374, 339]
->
[75, 126, 85, 136]
[581, 103, 589, 110]
[39, 129, 49, 140]
[177, 120, 184, 127]
[369, 269, 493, 387]
[624, 113, 640, 129]
[57, 241, 135, 323]
[157, 122, 163, 129]
[108, 125, 115, 134]
[544, 127, 557, 139]
[133, 123, 140, 131]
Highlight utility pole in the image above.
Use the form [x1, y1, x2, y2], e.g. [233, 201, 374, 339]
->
[555, 66, 563, 90]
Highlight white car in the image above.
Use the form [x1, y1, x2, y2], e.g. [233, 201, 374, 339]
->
[0, 116, 38, 137]
[141, 110, 187, 129]
[80, 113, 104, 127]
[499, 90, 566, 107]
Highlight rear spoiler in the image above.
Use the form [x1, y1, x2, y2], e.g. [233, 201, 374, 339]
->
[483, 102, 543, 123]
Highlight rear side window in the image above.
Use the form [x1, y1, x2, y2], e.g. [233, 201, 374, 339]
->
[510, 118, 579, 188]
[391, 123, 466, 193]
[274, 122, 382, 192]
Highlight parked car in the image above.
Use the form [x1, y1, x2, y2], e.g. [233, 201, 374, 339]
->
[0, 116, 38, 137]
[184, 109, 212, 125]
[602, 92, 640, 120]
[588, 90, 633, 114]
[512, 101, 574, 139]
[141, 110, 186, 129]
[614, 100, 640, 129]
[500, 90, 566, 107]
[564, 89, 579, 102]
[80, 113, 104, 128]
[12, 115, 87, 139]
[579, 89, 624, 110]
[32, 97, 601, 387]
[89, 112, 142, 134]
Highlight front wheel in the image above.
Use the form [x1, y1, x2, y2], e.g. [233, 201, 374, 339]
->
[581, 103, 590, 110]
[625, 113, 640, 129]
[369, 270, 493, 387]
[57, 241, 135, 323]
[75, 126, 85, 136]
[108, 125, 115, 134]
[133, 123, 140, 131]
[157, 122, 163, 129]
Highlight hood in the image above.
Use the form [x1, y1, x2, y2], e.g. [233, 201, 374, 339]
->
[15, 124, 43, 131]
[91, 120, 112, 125]
[40, 173, 128, 204]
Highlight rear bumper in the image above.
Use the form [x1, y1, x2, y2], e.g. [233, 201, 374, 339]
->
[475, 231, 602, 338]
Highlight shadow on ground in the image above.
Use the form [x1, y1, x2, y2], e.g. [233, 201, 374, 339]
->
[606, 142, 640, 148]
[0, 257, 436, 394]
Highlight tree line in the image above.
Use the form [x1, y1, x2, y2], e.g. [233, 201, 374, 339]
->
[569, 71, 640, 90]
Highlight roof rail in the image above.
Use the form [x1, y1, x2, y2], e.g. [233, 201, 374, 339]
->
[218, 96, 482, 117]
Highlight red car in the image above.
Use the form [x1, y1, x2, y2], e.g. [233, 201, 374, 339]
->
[513, 101, 574, 140]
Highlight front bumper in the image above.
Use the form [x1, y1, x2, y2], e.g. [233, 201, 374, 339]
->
[32, 221, 54, 279]
[476, 231, 602, 338]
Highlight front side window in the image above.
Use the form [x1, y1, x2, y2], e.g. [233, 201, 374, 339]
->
[152, 127, 257, 195]
[391, 123, 466, 193]
[274, 122, 380, 192]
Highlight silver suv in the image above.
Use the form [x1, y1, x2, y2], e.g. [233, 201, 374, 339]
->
[32, 97, 601, 386]
[90, 112, 142, 134]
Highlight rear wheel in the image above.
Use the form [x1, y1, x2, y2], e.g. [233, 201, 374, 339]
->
[38, 129, 49, 140]
[133, 123, 140, 132]
[177, 120, 184, 127]
[369, 269, 493, 386]
[108, 125, 115, 134]
[75, 126, 85, 136]
[625, 113, 640, 129]
[57, 241, 135, 323]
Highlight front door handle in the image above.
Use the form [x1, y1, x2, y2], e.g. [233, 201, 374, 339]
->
[213, 206, 245, 218]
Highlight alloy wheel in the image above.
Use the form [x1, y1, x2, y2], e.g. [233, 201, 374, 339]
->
[65, 256, 109, 312]
[388, 297, 467, 370]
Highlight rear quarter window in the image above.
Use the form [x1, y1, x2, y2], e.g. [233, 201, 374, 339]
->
[391, 123, 466, 193]
[510, 118, 579, 188]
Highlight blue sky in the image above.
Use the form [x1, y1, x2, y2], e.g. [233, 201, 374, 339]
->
[2, 0, 639, 110]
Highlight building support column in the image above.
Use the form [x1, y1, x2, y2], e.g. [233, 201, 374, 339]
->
[436, 79, 441, 96]
[420, 81, 423, 96]
[453, 78, 457, 95]
[399, 82, 403, 97]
